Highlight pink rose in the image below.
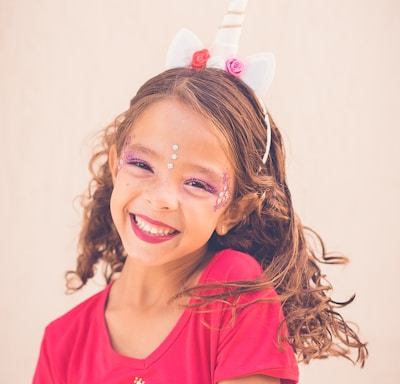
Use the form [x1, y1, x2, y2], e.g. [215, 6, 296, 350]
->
[225, 58, 244, 76]
[191, 49, 210, 69]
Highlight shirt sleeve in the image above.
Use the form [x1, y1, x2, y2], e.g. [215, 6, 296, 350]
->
[214, 290, 299, 384]
[32, 329, 63, 384]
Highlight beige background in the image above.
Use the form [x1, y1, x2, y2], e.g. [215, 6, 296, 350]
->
[1, 0, 399, 382]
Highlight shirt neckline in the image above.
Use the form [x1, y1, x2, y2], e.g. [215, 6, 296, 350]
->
[98, 249, 229, 369]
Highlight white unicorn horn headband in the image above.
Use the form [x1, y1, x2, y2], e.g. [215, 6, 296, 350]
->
[165, 0, 275, 164]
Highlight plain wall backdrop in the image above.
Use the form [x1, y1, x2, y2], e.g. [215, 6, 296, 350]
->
[1, 0, 399, 382]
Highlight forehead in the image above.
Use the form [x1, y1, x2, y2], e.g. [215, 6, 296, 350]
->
[125, 99, 233, 172]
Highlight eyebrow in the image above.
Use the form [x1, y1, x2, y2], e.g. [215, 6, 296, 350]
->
[186, 164, 223, 182]
[125, 143, 225, 182]
[124, 144, 157, 157]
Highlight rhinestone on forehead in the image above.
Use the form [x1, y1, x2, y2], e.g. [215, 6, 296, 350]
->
[168, 144, 179, 169]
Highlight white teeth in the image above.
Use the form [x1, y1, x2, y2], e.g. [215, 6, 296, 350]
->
[135, 216, 175, 236]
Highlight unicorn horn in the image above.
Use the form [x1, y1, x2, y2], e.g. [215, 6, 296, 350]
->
[212, 0, 249, 58]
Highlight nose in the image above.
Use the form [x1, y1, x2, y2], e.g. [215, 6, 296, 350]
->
[144, 178, 179, 211]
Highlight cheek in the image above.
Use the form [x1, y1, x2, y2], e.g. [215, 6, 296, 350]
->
[189, 202, 227, 230]
[109, 176, 134, 217]
[115, 166, 143, 188]
[109, 187, 119, 228]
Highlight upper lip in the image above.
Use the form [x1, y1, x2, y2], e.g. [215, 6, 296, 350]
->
[133, 213, 179, 233]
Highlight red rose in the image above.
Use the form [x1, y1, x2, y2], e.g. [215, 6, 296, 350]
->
[225, 58, 244, 76]
[191, 49, 210, 69]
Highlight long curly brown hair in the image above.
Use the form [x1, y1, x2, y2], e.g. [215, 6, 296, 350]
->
[67, 67, 368, 366]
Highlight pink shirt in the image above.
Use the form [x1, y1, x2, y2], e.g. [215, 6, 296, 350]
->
[33, 249, 299, 383]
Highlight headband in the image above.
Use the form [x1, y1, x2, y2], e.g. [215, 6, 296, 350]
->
[165, 0, 275, 164]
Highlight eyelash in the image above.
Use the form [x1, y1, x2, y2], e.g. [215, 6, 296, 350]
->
[186, 178, 217, 194]
[122, 155, 217, 194]
[124, 156, 154, 172]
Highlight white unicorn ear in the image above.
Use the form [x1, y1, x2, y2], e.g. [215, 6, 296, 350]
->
[165, 28, 204, 69]
[242, 52, 276, 97]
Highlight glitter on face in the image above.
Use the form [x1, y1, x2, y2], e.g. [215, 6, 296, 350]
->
[117, 135, 132, 172]
[214, 172, 231, 211]
[117, 159, 124, 172]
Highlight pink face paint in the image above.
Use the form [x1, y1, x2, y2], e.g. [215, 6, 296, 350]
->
[117, 135, 132, 172]
[214, 172, 231, 211]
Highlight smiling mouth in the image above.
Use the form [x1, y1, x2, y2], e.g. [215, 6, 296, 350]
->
[133, 214, 179, 237]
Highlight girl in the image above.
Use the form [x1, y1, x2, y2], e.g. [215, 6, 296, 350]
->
[33, 2, 367, 383]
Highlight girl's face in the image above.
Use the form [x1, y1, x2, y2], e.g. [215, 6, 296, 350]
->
[109, 99, 234, 267]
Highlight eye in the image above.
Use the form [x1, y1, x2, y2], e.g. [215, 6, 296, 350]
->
[185, 178, 217, 194]
[124, 155, 154, 172]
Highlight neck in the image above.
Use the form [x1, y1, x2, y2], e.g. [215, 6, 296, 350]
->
[108, 248, 211, 311]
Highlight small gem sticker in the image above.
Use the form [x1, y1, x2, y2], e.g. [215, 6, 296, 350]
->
[168, 144, 179, 169]
[214, 172, 231, 211]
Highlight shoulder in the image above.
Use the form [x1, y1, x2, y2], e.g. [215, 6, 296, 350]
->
[35, 286, 111, 381]
[200, 254, 298, 382]
[44, 285, 109, 342]
[203, 249, 263, 283]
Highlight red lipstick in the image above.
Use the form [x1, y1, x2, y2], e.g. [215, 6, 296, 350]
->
[130, 214, 179, 244]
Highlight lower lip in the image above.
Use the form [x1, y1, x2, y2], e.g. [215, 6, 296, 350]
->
[130, 215, 178, 244]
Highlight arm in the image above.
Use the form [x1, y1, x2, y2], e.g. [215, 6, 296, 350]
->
[219, 375, 280, 384]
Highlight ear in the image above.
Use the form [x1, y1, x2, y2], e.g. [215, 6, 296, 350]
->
[216, 193, 259, 235]
[108, 145, 119, 184]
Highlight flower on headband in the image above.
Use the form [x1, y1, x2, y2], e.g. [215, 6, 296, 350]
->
[225, 58, 244, 76]
[191, 49, 210, 69]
